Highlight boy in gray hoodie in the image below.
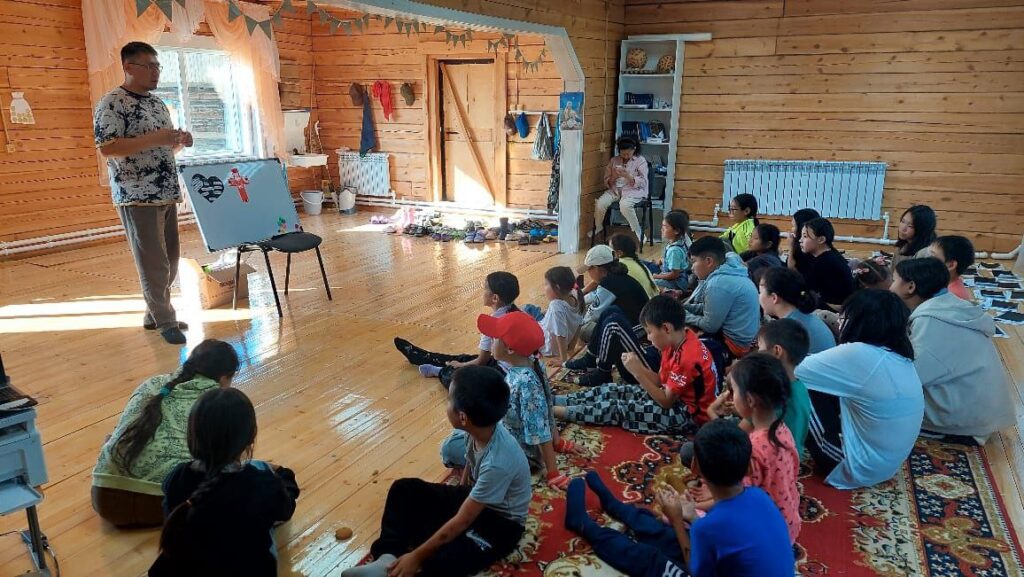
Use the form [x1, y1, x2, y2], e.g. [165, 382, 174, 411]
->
[892, 257, 1016, 443]
[684, 237, 761, 359]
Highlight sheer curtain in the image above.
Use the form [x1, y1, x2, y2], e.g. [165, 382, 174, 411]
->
[82, 0, 285, 159]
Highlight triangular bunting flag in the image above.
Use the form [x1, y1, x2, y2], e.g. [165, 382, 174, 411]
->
[135, 0, 152, 17]
[363, 14, 370, 27]
[394, 20, 403, 33]
[228, 0, 242, 22]
[271, 11, 283, 27]
[434, 25, 444, 35]
[329, 18, 340, 34]
[280, 0, 294, 13]
[515, 49, 523, 61]
[354, 17, 362, 31]
[460, 34, 467, 48]
[318, 8, 329, 24]
[173, 0, 185, 7]
[465, 29, 473, 40]
[306, 0, 317, 15]
[154, 0, 173, 20]
[341, 20, 352, 34]
[258, 19, 272, 37]
[384, 16, 393, 30]
[245, 15, 259, 34]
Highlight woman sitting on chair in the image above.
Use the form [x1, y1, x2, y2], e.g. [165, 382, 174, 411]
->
[592, 137, 648, 241]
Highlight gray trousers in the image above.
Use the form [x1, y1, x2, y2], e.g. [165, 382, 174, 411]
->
[117, 204, 179, 329]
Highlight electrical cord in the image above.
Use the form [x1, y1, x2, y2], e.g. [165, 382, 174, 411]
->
[1, 529, 60, 576]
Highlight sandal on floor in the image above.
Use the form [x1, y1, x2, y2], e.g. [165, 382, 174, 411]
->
[547, 472, 571, 490]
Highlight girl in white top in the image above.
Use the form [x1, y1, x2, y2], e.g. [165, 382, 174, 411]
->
[530, 266, 585, 365]
[795, 289, 924, 489]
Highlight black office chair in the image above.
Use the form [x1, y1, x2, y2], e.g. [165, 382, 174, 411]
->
[232, 231, 332, 318]
[590, 160, 657, 250]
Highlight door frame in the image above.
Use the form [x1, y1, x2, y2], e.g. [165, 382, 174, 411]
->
[424, 53, 507, 208]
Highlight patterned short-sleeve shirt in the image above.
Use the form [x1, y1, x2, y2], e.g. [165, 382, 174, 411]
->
[94, 87, 181, 206]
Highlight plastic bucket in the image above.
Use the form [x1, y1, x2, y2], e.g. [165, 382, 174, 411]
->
[300, 190, 324, 215]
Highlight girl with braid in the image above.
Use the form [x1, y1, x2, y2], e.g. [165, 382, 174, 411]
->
[150, 388, 300, 576]
[91, 339, 239, 527]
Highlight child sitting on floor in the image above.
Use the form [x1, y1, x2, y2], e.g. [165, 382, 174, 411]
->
[715, 353, 801, 543]
[742, 223, 784, 283]
[755, 319, 814, 458]
[610, 234, 660, 298]
[929, 235, 975, 301]
[345, 366, 531, 577]
[721, 194, 759, 254]
[554, 295, 717, 435]
[757, 267, 836, 355]
[684, 236, 761, 359]
[522, 266, 585, 365]
[395, 271, 520, 389]
[441, 312, 572, 489]
[564, 419, 794, 577]
[650, 210, 693, 291]
[150, 388, 300, 577]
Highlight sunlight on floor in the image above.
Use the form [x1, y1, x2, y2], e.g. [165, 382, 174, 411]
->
[0, 294, 253, 334]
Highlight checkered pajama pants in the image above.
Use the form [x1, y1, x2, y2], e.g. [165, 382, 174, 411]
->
[564, 383, 698, 436]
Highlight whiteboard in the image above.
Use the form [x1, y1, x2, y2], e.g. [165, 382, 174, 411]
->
[180, 159, 301, 252]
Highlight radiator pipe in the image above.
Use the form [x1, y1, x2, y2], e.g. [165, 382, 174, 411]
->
[1, 214, 196, 257]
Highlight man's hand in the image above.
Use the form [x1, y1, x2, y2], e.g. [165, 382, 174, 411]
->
[152, 128, 183, 147]
[387, 552, 422, 577]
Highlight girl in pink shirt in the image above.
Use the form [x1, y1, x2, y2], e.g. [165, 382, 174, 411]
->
[726, 353, 802, 543]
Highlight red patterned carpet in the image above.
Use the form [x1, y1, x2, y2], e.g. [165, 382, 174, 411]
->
[364, 372, 1024, 576]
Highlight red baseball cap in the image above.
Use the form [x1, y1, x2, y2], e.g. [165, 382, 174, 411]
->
[477, 311, 545, 357]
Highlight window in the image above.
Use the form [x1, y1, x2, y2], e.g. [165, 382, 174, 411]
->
[153, 42, 261, 161]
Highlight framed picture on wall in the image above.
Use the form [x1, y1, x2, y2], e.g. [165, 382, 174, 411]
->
[559, 92, 583, 131]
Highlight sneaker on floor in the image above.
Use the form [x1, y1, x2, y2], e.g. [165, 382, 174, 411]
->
[144, 318, 188, 331]
[563, 353, 596, 371]
[160, 327, 187, 345]
[576, 368, 612, 387]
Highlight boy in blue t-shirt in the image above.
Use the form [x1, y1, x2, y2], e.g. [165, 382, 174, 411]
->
[344, 366, 531, 577]
[565, 419, 793, 577]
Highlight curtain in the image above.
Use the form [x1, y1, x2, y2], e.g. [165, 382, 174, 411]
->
[82, 0, 285, 159]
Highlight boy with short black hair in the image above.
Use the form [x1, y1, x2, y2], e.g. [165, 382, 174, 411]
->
[929, 235, 975, 301]
[755, 319, 813, 458]
[565, 419, 794, 577]
[345, 366, 531, 577]
[554, 295, 718, 435]
[685, 236, 760, 359]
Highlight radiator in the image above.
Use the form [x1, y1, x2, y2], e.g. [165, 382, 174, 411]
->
[723, 160, 886, 220]
[336, 151, 392, 197]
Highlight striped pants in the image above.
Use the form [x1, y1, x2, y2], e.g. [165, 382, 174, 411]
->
[807, 390, 845, 477]
[587, 306, 659, 384]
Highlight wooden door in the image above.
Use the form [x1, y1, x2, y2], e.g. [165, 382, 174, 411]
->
[440, 61, 496, 206]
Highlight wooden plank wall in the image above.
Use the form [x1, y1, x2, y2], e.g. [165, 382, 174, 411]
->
[416, 0, 626, 233]
[0, 0, 113, 243]
[288, 6, 560, 208]
[0, 0, 319, 245]
[625, 0, 1024, 253]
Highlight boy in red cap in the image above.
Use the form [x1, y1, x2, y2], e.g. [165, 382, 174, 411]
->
[554, 295, 718, 435]
[441, 311, 571, 490]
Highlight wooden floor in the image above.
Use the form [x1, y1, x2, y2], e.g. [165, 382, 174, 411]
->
[0, 211, 1021, 576]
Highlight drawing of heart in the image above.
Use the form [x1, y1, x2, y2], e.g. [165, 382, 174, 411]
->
[192, 174, 225, 203]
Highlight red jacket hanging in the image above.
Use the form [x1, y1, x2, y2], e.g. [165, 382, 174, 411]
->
[372, 80, 394, 121]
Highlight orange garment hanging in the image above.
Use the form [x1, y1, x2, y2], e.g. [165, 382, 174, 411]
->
[372, 80, 394, 121]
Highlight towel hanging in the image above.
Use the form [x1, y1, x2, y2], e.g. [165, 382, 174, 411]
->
[531, 113, 553, 161]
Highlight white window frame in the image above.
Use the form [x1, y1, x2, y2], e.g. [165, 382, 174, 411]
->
[155, 33, 264, 165]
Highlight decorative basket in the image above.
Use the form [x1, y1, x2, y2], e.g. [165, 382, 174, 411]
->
[626, 47, 647, 70]
[656, 54, 675, 74]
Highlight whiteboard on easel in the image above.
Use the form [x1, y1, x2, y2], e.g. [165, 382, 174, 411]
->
[179, 158, 301, 252]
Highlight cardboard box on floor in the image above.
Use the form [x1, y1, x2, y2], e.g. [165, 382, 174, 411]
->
[180, 258, 255, 309]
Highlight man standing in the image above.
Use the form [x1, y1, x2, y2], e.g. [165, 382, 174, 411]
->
[94, 42, 193, 345]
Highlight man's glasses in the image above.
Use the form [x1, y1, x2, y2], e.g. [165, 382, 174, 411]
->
[127, 62, 162, 72]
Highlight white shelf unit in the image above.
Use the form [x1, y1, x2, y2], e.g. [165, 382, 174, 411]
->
[613, 34, 708, 240]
